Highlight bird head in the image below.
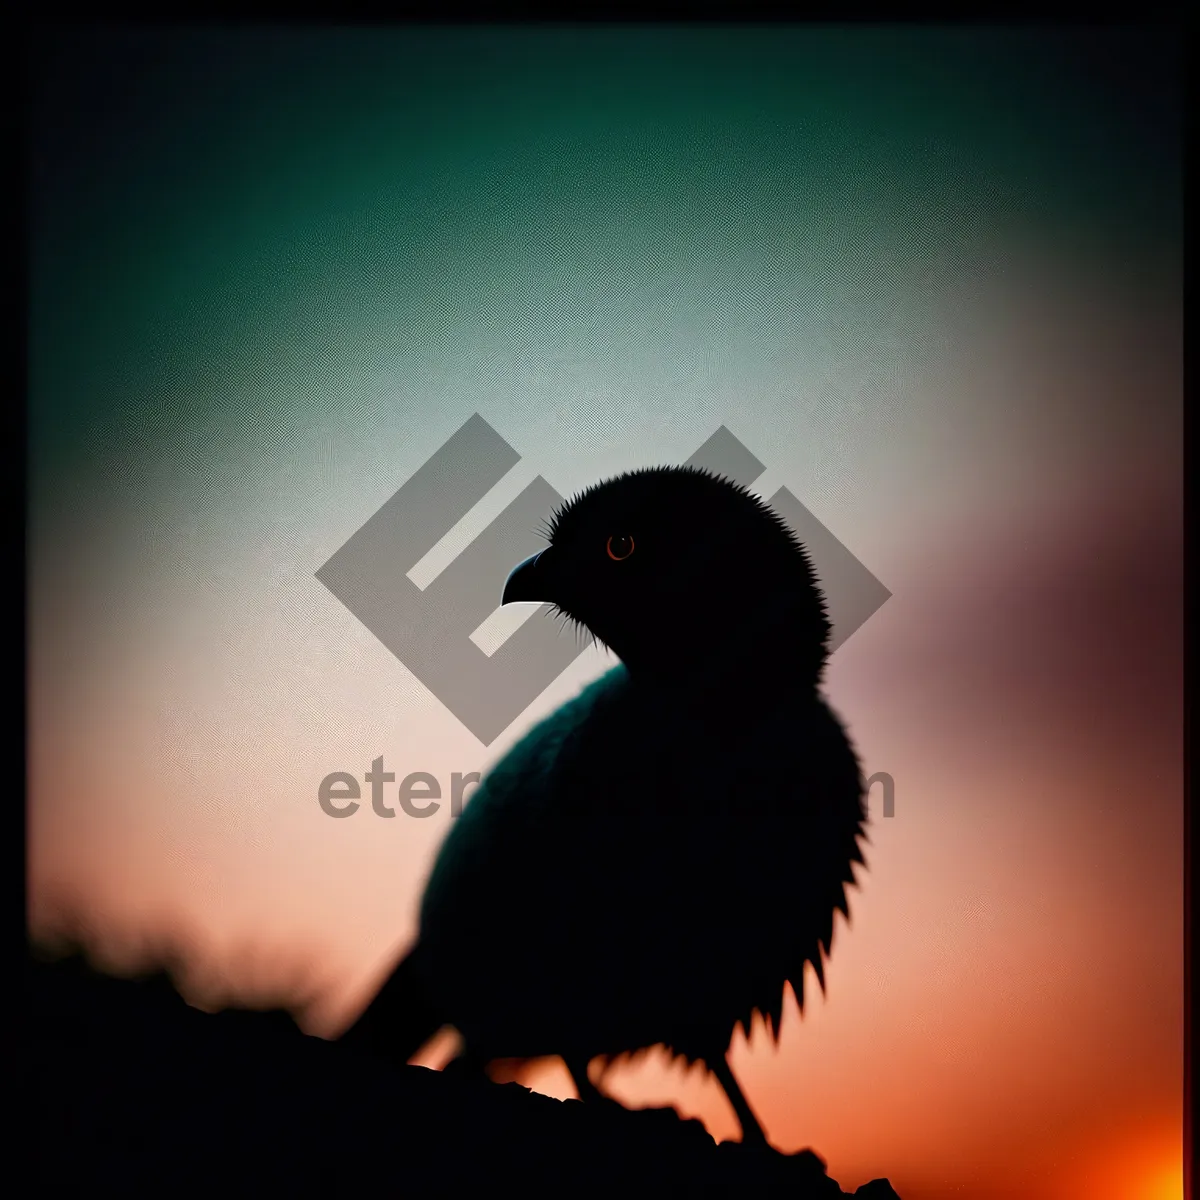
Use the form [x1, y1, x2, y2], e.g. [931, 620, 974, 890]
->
[501, 466, 831, 687]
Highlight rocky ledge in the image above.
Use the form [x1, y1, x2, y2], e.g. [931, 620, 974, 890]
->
[27, 946, 901, 1196]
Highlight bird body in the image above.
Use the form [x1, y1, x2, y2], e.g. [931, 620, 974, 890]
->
[342, 465, 869, 1145]
[419, 664, 862, 1065]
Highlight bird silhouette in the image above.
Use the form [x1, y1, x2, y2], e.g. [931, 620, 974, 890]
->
[340, 465, 869, 1149]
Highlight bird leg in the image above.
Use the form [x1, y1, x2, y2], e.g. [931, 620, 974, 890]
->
[710, 1054, 772, 1150]
[568, 1056, 701, 1139]
[566, 1055, 624, 1109]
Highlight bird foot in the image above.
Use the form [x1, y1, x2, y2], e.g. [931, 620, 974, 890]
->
[714, 1143, 841, 1194]
[579, 1094, 705, 1135]
[718, 1135, 777, 1155]
[596, 1101, 715, 1153]
[627, 1103, 690, 1128]
[441, 1055, 490, 1085]
[582, 1091, 658, 1120]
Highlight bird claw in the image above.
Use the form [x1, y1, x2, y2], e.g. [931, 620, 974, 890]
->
[582, 1097, 709, 1142]
[718, 1137, 777, 1155]
[440, 1056, 490, 1086]
[715, 1143, 841, 1194]
[718, 1141, 825, 1169]
[628, 1104, 693, 1129]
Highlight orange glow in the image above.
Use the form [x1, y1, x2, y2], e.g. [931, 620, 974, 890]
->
[1125, 1146, 1183, 1200]
[1040, 1120, 1185, 1200]
[1143, 1163, 1184, 1200]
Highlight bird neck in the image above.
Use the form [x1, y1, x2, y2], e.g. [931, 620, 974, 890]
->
[619, 624, 828, 718]
[602, 568, 831, 708]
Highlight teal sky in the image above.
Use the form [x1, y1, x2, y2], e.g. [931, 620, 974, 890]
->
[30, 26, 1179, 513]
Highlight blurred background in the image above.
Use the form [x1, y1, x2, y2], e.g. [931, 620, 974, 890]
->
[28, 25, 1182, 1200]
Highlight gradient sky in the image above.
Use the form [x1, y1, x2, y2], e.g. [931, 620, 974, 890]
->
[28, 26, 1183, 1200]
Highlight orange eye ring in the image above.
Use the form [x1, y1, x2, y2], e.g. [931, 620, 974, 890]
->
[606, 535, 635, 561]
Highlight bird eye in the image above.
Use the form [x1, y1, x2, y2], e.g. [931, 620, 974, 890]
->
[606, 534, 635, 561]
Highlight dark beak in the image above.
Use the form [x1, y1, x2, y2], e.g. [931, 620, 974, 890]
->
[502, 549, 552, 605]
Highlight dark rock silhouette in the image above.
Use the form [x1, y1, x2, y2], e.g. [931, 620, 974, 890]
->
[342, 466, 869, 1151]
[29, 945, 901, 1196]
